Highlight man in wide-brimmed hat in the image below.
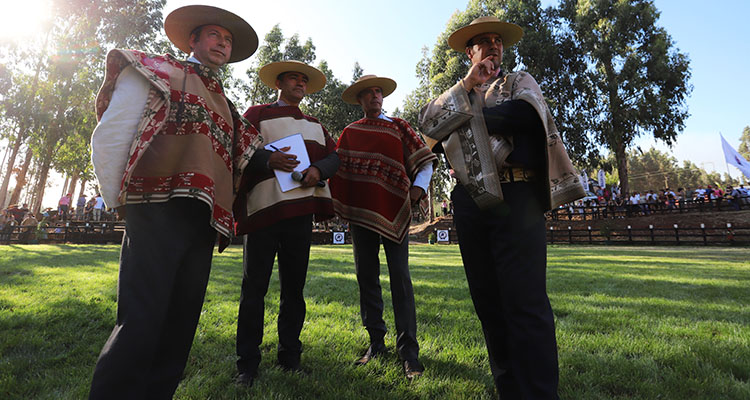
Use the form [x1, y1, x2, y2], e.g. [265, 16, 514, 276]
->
[89, 5, 262, 398]
[419, 16, 585, 398]
[233, 60, 339, 387]
[330, 74, 436, 380]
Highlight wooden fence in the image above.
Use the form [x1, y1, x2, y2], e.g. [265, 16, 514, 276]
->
[2, 222, 748, 246]
[0, 221, 125, 245]
[547, 223, 749, 246]
[546, 197, 748, 222]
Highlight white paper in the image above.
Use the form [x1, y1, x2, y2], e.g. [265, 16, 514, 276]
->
[264, 133, 311, 192]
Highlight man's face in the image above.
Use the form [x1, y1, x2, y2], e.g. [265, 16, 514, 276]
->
[276, 72, 308, 105]
[189, 24, 233, 71]
[357, 86, 383, 116]
[465, 32, 503, 69]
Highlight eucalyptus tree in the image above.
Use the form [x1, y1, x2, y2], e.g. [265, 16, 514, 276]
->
[556, 0, 692, 195]
[738, 126, 750, 162]
[0, 0, 167, 211]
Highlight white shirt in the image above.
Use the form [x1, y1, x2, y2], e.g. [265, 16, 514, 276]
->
[90, 66, 150, 208]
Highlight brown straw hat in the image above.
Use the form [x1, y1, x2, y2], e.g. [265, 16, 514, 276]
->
[447, 16, 523, 52]
[164, 5, 258, 63]
[258, 60, 327, 94]
[341, 75, 397, 105]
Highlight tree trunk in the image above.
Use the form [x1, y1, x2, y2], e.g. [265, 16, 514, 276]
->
[60, 175, 70, 198]
[0, 133, 23, 208]
[9, 147, 34, 206]
[0, 141, 10, 185]
[615, 140, 629, 196]
[31, 160, 51, 215]
[78, 178, 87, 198]
[69, 173, 79, 201]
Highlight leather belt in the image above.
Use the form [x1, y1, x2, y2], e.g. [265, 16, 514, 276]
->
[498, 167, 536, 183]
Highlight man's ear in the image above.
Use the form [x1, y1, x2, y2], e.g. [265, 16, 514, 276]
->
[465, 46, 473, 60]
[188, 33, 198, 52]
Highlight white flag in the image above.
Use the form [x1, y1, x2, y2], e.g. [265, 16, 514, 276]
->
[581, 170, 589, 191]
[597, 169, 606, 187]
[720, 134, 750, 179]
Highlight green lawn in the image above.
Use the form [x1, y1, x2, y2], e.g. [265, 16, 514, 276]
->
[1, 244, 748, 399]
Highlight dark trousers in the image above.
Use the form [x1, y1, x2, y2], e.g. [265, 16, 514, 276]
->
[452, 183, 559, 400]
[236, 214, 313, 375]
[89, 198, 217, 399]
[350, 223, 419, 361]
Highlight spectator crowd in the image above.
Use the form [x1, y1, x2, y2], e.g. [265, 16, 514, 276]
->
[553, 183, 750, 220]
[0, 192, 122, 242]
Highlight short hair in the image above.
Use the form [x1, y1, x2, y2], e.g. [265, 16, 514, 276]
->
[276, 71, 308, 83]
[188, 25, 205, 51]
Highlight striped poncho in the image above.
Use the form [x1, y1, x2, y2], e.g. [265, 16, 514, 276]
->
[330, 117, 437, 243]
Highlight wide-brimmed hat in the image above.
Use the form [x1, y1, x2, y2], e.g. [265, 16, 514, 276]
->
[341, 75, 397, 105]
[164, 5, 258, 63]
[258, 60, 327, 94]
[447, 16, 523, 52]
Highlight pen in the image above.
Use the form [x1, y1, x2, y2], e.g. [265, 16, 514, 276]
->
[269, 145, 282, 152]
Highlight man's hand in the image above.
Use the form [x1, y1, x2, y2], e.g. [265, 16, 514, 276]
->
[463, 55, 501, 91]
[409, 186, 425, 206]
[267, 146, 299, 172]
[299, 166, 321, 188]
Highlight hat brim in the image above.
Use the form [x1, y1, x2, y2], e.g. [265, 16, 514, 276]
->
[448, 20, 523, 52]
[341, 77, 397, 105]
[258, 61, 327, 94]
[164, 5, 258, 63]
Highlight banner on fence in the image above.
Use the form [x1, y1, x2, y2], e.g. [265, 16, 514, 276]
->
[437, 229, 449, 242]
[581, 170, 589, 191]
[597, 169, 606, 187]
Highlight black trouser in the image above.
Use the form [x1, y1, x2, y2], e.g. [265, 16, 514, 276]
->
[350, 223, 419, 362]
[452, 183, 559, 400]
[89, 198, 217, 399]
[236, 214, 313, 375]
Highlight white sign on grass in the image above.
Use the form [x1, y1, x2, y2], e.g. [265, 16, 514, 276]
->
[332, 231, 345, 244]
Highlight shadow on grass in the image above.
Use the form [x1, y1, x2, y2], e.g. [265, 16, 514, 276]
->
[1, 296, 114, 399]
[3, 244, 749, 399]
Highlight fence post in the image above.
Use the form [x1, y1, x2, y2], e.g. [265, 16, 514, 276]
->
[700, 223, 706, 245]
[549, 226, 554, 244]
[649, 224, 654, 243]
[673, 224, 679, 244]
[627, 225, 632, 243]
[568, 226, 572, 244]
[727, 223, 734, 245]
[587, 226, 592, 244]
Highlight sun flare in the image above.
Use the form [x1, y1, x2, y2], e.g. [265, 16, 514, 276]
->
[0, 0, 53, 42]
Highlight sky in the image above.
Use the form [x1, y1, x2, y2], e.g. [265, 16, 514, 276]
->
[165, 0, 750, 180]
[13, 0, 750, 207]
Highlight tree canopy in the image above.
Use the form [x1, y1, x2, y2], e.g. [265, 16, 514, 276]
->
[738, 126, 750, 162]
[0, 0, 166, 211]
[557, 0, 692, 195]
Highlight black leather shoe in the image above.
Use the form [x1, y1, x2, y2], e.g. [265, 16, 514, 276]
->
[235, 372, 256, 387]
[279, 361, 302, 373]
[354, 344, 387, 366]
[403, 359, 424, 380]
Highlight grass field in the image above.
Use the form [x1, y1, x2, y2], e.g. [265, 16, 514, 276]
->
[1, 244, 748, 399]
